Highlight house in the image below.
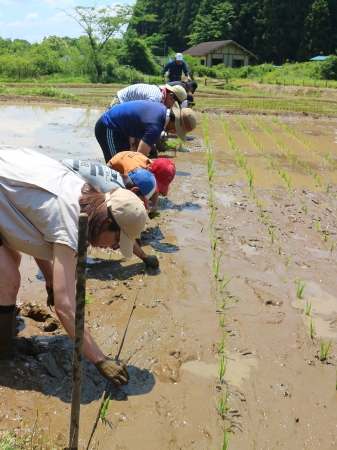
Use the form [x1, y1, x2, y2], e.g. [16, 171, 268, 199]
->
[182, 40, 257, 68]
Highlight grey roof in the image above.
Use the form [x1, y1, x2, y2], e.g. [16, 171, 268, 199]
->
[182, 40, 257, 58]
[309, 56, 328, 61]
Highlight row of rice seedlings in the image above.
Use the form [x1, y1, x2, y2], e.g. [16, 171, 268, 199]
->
[254, 116, 329, 190]
[236, 116, 293, 192]
[203, 113, 231, 445]
[270, 116, 336, 168]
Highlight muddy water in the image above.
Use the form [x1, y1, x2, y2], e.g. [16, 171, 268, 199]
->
[1, 104, 337, 449]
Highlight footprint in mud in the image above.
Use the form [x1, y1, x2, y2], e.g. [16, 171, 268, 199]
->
[16, 301, 59, 331]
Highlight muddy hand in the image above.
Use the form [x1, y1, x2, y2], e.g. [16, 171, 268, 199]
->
[46, 286, 54, 308]
[142, 255, 159, 268]
[95, 357, 130, 387]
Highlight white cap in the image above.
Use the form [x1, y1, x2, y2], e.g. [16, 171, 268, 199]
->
[175, 52, 183, 61]
[105, 189, 147, 258]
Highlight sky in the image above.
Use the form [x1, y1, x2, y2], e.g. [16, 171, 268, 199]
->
[0, 0, 134, 43]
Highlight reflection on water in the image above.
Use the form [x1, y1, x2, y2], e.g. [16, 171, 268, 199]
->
[0, 104, 104, 161]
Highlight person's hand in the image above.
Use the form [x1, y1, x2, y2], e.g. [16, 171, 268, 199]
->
[161, 76, 165, 82]
[46, 286, 54, 308]
[95, 357, 129, 387]
[142, 255, 159, 268]
[187, 76, 192, 81]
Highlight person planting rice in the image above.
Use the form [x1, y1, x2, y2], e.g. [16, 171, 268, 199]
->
[108, 151, 176, 214]
[161, 53, 191, 82]
[0, 146, 148, 387]
[95, 100, 197, 161]
[60, 159, 159, 268]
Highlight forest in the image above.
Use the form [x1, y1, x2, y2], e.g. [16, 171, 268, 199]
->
[1, 0, 337, 82]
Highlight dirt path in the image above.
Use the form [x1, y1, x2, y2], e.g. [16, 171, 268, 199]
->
[1, 96, 337, 449]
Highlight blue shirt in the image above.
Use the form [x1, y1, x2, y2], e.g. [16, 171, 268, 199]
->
[101, 101, 167, 147]
[161, 60, 190, 77]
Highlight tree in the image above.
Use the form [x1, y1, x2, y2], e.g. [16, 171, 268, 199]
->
[187, 1, 236, 47]
[62, 3, 133, 79]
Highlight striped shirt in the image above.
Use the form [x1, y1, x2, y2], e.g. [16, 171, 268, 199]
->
[117, 84, 164, 104]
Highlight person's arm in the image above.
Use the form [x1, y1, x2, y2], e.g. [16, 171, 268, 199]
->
[183, 62, 191, 81]
[35, 258, 54, 307]
[150, 192, 159, 213]
[52, 243, 105, 363]
[161, 61, 171, 81]
[133, 241, 159, 268]
[137, 140, 152, 157]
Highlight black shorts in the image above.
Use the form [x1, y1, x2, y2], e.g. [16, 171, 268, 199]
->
[167, 75, 182, 82]
[95, 117, 130, 163]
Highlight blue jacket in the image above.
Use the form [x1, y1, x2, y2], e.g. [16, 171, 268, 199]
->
[161, 59, 190, 78]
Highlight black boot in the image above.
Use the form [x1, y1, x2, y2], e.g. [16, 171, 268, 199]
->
[0, 310, 15, 360]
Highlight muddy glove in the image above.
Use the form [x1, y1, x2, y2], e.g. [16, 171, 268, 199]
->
[95, 357, 130, 387]
[142, 255, 159, 268]
[46, 286, 54, 308]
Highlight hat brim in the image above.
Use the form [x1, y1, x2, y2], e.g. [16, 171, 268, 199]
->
[119, 230, 134, 259]
[173, 105, 187, 142]
[156, 179, 169, 196]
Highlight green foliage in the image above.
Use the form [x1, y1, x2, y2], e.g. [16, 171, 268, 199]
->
[321, 55, 337, 80]
[123, 33, 161, 75]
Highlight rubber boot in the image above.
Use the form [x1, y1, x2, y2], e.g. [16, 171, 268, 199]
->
[0, 310, 15, 360]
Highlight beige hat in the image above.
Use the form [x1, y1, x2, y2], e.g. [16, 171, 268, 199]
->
[105, 188, 147, 258]
[165, 85, 187, 104]
[171, 105, 197, 141]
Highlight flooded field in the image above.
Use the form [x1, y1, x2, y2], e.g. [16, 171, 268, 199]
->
[1, 101, 337, 449]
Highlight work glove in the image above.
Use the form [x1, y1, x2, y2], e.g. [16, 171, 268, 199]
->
[95, 357, 130, 387]
[142, 255, 159, 268]
[46, 286, 54, 308]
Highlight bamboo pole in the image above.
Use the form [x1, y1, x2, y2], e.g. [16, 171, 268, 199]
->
[69, 213, 88, 450]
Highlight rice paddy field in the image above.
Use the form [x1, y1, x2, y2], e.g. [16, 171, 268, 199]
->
[1, 82, 337, 449]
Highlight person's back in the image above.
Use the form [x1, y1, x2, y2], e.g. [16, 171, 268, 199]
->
[117, 83, 162, 104]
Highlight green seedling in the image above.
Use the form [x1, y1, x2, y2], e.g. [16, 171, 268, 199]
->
[218, 333, 227, 354]
[301, 204, 308, 214]
[316, 221, 321, 232]
[219, 275, 234, 292]
[278, 242, 282, 255]
[219, 354, 227, 382]
[296, 281, 306, 299]
[270, 227, 275, 244]
[215, 388, 230, 417]
[309, 318, 315, 339]
[305, 301, 312, 316]
[319, 339, 332, 361]
[85, 294, 93, 305]
[221, 427, 230, 450]
[264, 215, 270, 224]
[149, 211, 161, 218]
[258, 203, 264, 218]
[165, 140, 177, 150]
[219, 314, 225, 327]
[214, 251, 223, 279]
[285, 255, 292, 266]
[326, 183, 330, 193]
[322, 230, 329, 242]
[221, 295, 231, 309]
[178, 137, 184, 150]
[100, 394, 111, 422]
[330, 242, 336, 252]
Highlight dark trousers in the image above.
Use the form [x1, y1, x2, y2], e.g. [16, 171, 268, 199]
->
[95, 118, 130, 163]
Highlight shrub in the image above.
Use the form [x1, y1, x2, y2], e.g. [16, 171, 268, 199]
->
[320, 55, 337, 80]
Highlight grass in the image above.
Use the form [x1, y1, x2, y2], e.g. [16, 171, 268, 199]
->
[296, 281, 306, 299]
[319, 339, 332, 361]
[221, 428, 230, 450]
[219, 354, 227, 382]
[100, 394, 111, 422]
[218, 275, 234, 293]
[215, 388, 230, 417]
[218, 333, 227, 354]
[285, 255, 292, 266]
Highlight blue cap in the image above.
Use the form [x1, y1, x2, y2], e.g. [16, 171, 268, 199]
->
[128, 168, 156, 199]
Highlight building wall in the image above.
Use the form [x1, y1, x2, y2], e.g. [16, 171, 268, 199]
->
[204, 44, 251, 68]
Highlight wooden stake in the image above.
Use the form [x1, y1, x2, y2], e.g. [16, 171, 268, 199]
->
[69, 213, 88, 450]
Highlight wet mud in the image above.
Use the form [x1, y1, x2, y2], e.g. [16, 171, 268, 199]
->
[1, 98, 337, 449]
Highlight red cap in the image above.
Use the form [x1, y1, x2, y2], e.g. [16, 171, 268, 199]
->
[150, 158, 176, 196]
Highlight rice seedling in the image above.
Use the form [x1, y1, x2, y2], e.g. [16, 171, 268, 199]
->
[296, 281, 306, 299]
[319, 339, 332, 361]
[219, 314, 225, 327]
[218, 333, 227, 354]
[219, 275, 234, 292]
[178, 137, 184, 150]
[322, 230, 329, 242]
[285, 255, 292, 266]
[326, 183, 331, 193]
[247, 168, 254, 186]
[215, 388, 230, 417]
[258, 203, 264, 218]
[316, 221, 321, 232]
[85, 294, 93, 305]
[213, 251, 223, 279]
[149, 211, 161, 218]
[219, 354, 227, 382]
[100, 394, 111, 422]
[301, 204, 308, 214]
[221, 427, 230, 450]
[278, 242, 282, 255]
[330, 242, 336, 252]
[304, 301, 312, 316]
[309, 318, 315, 339]
[264, 215, 270, 224]
[164, 140, 177, 150]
